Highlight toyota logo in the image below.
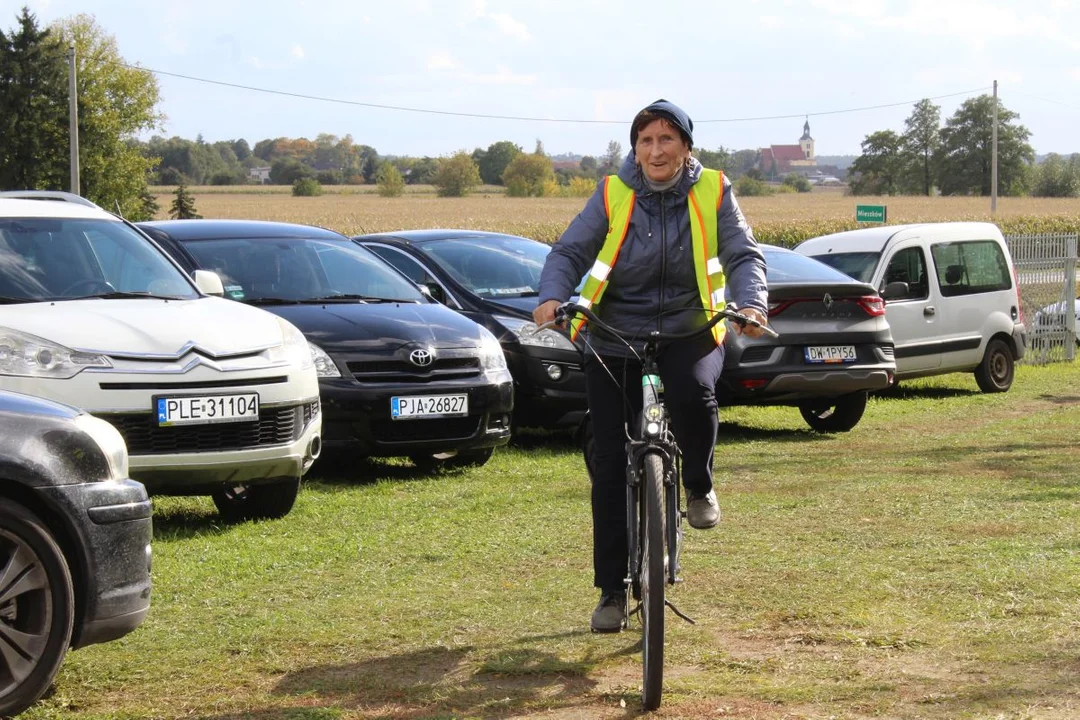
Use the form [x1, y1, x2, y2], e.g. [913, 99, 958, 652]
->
[409, 349, 434, 367]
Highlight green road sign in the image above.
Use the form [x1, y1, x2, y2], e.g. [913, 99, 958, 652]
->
[856, 205, 887, 223]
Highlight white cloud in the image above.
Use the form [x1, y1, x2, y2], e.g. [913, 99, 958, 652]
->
[1071, 67, 1080, 81]
[160, 31, 187, 54]
[488, 12, 531, 41]
[810, 0, 889, 18]
[245, 56, 265, 70]
[290, 44, 305, 60]
[460, 65, 537, 85]
[759, 15, 784, 29]
[426, 52, 461, 70]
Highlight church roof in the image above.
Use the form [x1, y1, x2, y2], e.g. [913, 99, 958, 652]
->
[762, 145, 807, 164]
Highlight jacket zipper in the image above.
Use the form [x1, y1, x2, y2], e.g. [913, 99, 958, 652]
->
[659, 192, 667, 334]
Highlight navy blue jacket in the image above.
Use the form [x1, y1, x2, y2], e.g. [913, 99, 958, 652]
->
[538, 154, 768, 355]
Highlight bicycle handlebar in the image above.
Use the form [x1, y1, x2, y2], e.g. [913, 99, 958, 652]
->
[545, 302, 779, 341]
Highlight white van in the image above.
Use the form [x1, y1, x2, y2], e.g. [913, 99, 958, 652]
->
[0, 193, 321, 520]
[795, 222, 1026, 392]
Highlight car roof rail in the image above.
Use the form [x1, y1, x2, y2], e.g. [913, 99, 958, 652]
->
[0, 190, 103, 209]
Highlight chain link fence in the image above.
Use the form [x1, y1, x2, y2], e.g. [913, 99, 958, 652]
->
[1006, 233, 1078, 364]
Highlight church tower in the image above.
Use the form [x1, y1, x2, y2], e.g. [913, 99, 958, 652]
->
[799, 118, 815, 161]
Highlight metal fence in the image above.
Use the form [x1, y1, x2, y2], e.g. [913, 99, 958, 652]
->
[1006, 233, 1078, 364]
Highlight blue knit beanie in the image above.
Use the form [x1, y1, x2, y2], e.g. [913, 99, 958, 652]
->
[630, 99, 694, 148]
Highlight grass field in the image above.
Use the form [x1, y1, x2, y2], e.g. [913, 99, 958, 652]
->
[150, 187, 1080, 245]
[24, 364, 1080, 720]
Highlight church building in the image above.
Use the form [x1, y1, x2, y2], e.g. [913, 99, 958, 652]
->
[759, 119, 817, 177]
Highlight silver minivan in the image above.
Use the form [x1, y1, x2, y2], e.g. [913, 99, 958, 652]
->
[795, 222, 1026, 392]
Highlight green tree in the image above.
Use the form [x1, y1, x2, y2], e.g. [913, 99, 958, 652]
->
[848, 130, 903, 195]
[696, 146, 733, 173]
[0, 8, 68, 191]
[578, 155, 598, 179]
[1031, 153, 1080, 198]
[475, 140, 523, 185]
[169, 184, 201, 219]
[134, 185, 159, 221]
[937, 95, 1034, 196]
[598, 140, 622, 176]
[270, 157, 313, 185]
[432, 151, 481, 197]
[900, 99, 941, 195]
[782, 173, 811, 192]
[376, 162, 405, 197]
[52, 15, 162, 216]
[502, 153, 555, 197]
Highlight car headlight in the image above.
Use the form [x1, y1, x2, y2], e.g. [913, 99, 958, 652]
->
[0, 327, 110, 379]
[73, 414, 129, 481]
[478, 326, 508, 372]
[493, 314, 577, 351]
[308, 341, 341, 378]
[266, 318, 315, 371]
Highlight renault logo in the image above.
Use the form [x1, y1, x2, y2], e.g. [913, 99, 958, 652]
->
[409, 348, 434, 367]
[822, 293, 833, 310]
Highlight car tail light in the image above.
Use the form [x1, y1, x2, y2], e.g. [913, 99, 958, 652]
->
[768, 300, 794, 317]
[1012, 267, 1024, 325]
[857, 295, 886, 316]
[740, 379, 768, 390]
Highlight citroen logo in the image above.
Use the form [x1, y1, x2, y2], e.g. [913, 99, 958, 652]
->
[409, 348, 434, 367]
[822, 293, 834, 310]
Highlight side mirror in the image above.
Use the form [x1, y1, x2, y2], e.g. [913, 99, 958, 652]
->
[419, 283, 445, 304]
[880, 281, 909, 301]
[193, 269, 225, 297]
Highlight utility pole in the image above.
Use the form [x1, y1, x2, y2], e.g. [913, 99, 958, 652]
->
[991, 79, 998, 214]
[68, 44, 80, 195]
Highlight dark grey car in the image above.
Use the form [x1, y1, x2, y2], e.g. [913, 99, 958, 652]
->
[0, 391, 151, 717]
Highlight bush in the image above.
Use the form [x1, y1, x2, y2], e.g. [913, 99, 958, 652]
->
[317, 169, 344, 186]
[210, 171, 238, 186]
[501, 154, 555, 197]
[292, 177, 323, 197]
[376, 163, 405, 198]
[734, 176, 772, 197]
[433, 152, 482, 197]
[567, 176, 596, 198]
[782, 173, 812, 193]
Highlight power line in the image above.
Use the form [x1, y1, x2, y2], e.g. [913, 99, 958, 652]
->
[1007, 88, 1080, 112]
[121, 62, 989, 125]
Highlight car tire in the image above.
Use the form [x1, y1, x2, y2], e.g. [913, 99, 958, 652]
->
[0, 501, 75, 718]
[409, 448, 495, 472]
[211, 477, 300, 522]
[974, 338, 1014, 393]
[798, 391, 868, 433]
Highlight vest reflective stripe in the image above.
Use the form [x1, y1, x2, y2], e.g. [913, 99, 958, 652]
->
[569, 176, 635, 341]
[570, 169, 728, 345]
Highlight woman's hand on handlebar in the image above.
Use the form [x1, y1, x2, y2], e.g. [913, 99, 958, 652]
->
[533, 299, 564, 327]
[733, 307, 769, 338]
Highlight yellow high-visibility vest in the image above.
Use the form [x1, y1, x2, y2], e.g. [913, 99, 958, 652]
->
[570, 168, 728, 345]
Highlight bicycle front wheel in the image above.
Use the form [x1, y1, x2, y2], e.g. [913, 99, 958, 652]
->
[640, 451, 666, 710]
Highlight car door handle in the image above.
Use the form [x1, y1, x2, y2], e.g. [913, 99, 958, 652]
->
[924, 306, 936, 317]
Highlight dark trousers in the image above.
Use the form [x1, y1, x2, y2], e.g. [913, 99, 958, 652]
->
[584, 334, 725, 592]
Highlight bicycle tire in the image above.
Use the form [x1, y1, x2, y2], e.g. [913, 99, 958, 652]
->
[640, 451, 666, 710]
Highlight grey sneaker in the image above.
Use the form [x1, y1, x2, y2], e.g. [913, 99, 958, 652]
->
[687, 489, 720, 529]
[590, 590, 626, 633]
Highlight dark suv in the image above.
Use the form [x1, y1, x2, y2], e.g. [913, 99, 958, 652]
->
[141, 220, 514, 469]
[0, 390, 151, 717]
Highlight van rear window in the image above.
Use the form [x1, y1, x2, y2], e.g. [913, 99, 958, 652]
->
[931, 240, 1012, 297]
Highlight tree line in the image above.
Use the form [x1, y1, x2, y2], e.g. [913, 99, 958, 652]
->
[848, 96, 1079, 198]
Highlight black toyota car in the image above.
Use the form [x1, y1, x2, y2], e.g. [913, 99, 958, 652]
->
[354, 230, 585, 430]
[140, 220, 514, 469]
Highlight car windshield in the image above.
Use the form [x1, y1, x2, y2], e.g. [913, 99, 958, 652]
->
[420, 235, 554, 299]
[0, 217, 198, 302]
[805, 251, 881, 283]
[179, 236, 424, 303]
[764, 248, 866, 284]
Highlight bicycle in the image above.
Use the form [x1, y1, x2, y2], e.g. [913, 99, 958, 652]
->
[543, 302, 777, 710]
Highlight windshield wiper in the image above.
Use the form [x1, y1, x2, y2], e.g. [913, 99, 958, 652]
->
[76, 291, 188, 301]
[246, 297, 303, 305]
[304, 294, 406, 303]
[0, 295, 29, 304]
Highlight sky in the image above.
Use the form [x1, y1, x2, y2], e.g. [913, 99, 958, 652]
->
[5, 0, 1080, 159]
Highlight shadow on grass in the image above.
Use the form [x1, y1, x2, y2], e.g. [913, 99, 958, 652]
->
[716, 420, 825, 443]
[873, 384, 980, 401]
[151, 503, 234, 541]
[241, 642, 645, 719]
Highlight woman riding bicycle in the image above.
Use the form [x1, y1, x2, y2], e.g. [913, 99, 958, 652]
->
[533, 99, 769, 633]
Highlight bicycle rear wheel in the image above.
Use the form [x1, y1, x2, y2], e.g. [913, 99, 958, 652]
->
[640, 451, 666, 710]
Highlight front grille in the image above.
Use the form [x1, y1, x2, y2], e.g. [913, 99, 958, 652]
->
[100, 376, 289, 391]
[372, 416, 481, 442]
[347, 357, 481, 384]
[97, 400, 318, 456]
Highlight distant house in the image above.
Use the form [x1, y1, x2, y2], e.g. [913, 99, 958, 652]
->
[760, 120, 817, 177]
[248, 166, 271, 184]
